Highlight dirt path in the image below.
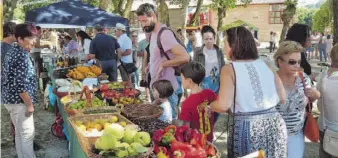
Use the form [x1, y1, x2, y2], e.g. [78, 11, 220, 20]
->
[1, 95, 69, 158]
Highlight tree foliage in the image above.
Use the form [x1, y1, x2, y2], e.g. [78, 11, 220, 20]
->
[209, 0, 252, 45]
[296, 7, 315, 27]
[333, 0, 338, 45]
[312, 0, 332, 33]
[279, 0, 297, 43]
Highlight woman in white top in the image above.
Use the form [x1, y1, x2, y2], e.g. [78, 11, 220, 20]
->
[274, 41, 320, 158]
[76, 31, 92, 60]
[326, 35, 333, 62]
[211, 26, 287, 157]
[316, 43, 338, 158]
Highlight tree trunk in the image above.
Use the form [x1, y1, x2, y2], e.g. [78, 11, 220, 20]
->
[99, 0, 109, 11]
[280, 23, 289, 43]
[116, 0, 124, 15]
[188, 0, 203, 26]
[216, 7, 226, 45]
[279, 2, 296, 43]
[122, 0, 133, 18]
[4, 0, 18, 22]
[158, 0, 170, 27]
[181, 0, 189, 44]
[333, 0, 338, 45]
[0, 0, 3, 40]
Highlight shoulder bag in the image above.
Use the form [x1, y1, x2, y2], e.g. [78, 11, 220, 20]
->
[299, 72, 320, 142]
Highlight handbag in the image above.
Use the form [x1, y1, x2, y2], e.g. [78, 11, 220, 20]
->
[120, 60, 137, 74]
[320, 73, 338, 156]
[299, 72, 320, 142]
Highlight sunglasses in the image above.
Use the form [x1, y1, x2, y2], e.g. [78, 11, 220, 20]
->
[279, 58, 301, 65]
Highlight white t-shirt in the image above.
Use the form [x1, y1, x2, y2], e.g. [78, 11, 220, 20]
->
[78, 38, 91, 54]
[117, 33, 133, 63]
[311, 34, 321, 44]
[204, 48, 219, 77]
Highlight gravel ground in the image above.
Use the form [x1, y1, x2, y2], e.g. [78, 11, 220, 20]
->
[1, 47, 321, 158]
[1, 95, 69, 158]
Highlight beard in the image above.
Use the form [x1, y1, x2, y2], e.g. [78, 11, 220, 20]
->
[143, 22, 156, 33]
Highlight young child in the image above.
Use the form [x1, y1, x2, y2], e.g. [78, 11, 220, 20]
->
[152, 80, 174, 123]
[179, 61, 217, 142]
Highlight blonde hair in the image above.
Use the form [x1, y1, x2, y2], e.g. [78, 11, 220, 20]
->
[273, 41, 304, 62]
[330, 43, 338, 65]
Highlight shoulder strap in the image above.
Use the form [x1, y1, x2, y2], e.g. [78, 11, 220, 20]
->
[230, 63, 236, 153]
[298, 72, 312, 112]
[157, 27, 186, 60]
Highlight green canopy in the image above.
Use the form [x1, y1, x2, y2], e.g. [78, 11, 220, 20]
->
[220, 20, 259, 31]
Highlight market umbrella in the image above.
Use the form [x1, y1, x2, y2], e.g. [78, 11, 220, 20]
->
[25, 0, 129, 29]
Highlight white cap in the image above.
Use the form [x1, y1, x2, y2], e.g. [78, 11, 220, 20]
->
[116, 23, 126, 31]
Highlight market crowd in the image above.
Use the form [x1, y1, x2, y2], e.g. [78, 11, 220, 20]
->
[2, 3, 338, 158]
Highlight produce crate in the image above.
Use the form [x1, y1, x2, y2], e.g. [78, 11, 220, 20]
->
[68, 113, 134, 157]
[89, 142, 154, 158]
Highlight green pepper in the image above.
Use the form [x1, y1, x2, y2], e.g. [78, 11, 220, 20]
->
[161, 132, 175, 146]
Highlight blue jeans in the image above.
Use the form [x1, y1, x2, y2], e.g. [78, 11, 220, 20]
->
[100, 59, 117, 82]
[131, 68, 140, 88]
[319, 46, 327, 62]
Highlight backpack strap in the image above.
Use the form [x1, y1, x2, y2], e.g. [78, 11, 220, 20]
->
[157, 27, 186, 60]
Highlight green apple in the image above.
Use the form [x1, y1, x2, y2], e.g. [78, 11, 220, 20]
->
[122, 129, 137, 144]
[133, 132, 151, 146]
[94, 134, 117, 150]
[103, 123, 125, 140]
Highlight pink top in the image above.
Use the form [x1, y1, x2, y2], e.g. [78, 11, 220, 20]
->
[149, 25, 178, 91]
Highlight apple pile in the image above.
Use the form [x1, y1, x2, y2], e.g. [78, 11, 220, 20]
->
[152, 125, 217, 158]
[93, 122, 152, 158]
[75, 116, 133, 137]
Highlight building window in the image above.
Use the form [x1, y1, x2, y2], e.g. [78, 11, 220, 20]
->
[269, 4, 285, 24]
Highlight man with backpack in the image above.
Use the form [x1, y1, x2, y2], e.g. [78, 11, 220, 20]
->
[136, 3, 190, 119]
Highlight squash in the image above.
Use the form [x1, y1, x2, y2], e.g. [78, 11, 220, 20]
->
[86, 72, 97, 78]
[76, 66, 91, 74]
[90, 65, 102, 76]
[73, 71, 85, 80]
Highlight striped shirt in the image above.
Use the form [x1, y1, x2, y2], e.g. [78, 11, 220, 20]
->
[276, 73, 311, 135]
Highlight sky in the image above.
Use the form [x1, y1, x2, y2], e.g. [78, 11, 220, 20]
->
[297, 0, 323, 6]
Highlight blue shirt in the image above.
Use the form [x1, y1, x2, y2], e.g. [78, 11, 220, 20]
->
[186, 40, 193, 53]
[1, 45, 38, 104]
[90, 33, 120, 61]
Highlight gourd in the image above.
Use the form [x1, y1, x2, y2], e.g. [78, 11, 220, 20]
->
[90, 65, 102, 76]
[76, 66, 91, 74]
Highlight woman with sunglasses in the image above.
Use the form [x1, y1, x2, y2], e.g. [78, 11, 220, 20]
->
[274, 41, 320, 158]
[211, 26, 287, 157]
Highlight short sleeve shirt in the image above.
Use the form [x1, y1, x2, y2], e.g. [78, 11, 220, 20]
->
[90, 33, 120, 61]
[1, 45, 38, 104]
[179, 89, 217, 142]
[149, 25, 179, 91]
[117, 34, 133, 63]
